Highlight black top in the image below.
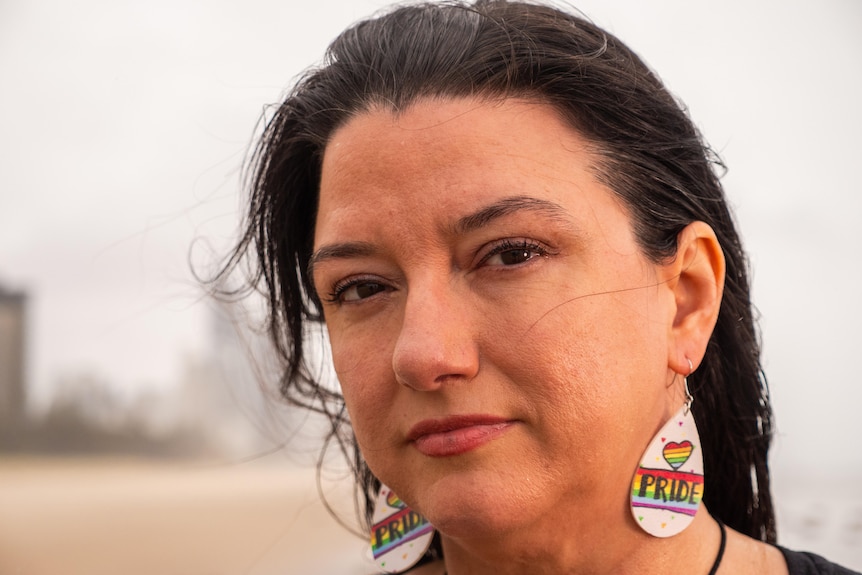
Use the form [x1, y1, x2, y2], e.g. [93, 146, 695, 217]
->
[779, 547, 861, 575]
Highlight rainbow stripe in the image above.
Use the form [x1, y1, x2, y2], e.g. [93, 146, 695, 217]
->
[371, 507, 434, 559]
[631, 466, 703, 516]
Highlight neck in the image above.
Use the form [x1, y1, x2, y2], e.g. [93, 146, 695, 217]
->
[439, 507, 723, 575]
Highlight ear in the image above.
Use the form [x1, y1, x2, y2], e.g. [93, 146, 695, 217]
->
[661, 221, 726, 375]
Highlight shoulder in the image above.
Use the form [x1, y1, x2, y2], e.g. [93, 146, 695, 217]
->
[777, 547, 861, 575]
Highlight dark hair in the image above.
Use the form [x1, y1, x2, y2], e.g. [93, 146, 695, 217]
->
[218, 0, 776, 549]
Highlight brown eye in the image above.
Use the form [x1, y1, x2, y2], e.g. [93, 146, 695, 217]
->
[498, 248, 535, 266]
[481, 239, 548, 268]
[340, 281, 388, 302]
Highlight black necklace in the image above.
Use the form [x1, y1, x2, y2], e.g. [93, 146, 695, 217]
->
[708, 519, 727, 575]
[441, 520, 727, 575]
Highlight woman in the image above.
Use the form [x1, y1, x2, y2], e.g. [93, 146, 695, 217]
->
[218, 1, 859, 573]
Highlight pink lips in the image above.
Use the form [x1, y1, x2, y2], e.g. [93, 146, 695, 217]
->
[407, 415, 514, 457]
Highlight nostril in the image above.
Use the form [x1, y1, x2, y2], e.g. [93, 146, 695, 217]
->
[392, 286, 480, 391]
[392, 329, 479, 391]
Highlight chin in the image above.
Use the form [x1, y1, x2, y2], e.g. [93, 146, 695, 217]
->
[412, 467, 548, 538]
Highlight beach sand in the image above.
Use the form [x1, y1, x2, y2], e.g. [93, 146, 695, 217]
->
[1, 457, 859, 574]
[0, 457, 369, 575]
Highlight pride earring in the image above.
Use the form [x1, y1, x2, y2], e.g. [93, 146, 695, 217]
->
[630, 363, 705, 537]
[370, 484, 435, 573]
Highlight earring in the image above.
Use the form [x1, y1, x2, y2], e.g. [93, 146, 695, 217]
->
[370, 483, 435, 573]
[630, 360, 705, 537]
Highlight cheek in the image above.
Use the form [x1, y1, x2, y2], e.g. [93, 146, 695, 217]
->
[327, 325, 398, 445]
[509, 285, 668, 419]
[509, 301, 606, 418]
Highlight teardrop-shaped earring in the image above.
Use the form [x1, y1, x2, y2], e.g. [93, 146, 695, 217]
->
[630, 361, 705, 537]
[369, 484, 435, 573]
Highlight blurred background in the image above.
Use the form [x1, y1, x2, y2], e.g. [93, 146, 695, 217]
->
[1, 1, 860, 573]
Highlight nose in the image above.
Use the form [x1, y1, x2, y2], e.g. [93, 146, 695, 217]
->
[392, 281, 480, 391]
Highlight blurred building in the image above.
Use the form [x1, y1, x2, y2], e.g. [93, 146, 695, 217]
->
[0, 285, 26, 424]
[172, 301, 288, 457]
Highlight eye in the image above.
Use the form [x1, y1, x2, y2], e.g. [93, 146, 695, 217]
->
[480, 238, 549, 268]
[327, 277, 390, 304]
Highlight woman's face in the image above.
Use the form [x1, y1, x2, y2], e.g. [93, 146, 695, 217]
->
[312, 98, 681, 537]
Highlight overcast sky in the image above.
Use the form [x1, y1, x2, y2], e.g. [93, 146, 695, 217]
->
[1, 0, 860, 476]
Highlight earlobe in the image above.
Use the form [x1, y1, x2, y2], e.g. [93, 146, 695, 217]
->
[664, 221, 726, 374]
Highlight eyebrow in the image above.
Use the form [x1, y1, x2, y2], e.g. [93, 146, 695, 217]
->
[308, 241, 378, 277]
[452, 195, 573, 235]
[309, 195, 574, 276]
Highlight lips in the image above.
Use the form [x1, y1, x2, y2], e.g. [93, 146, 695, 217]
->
[407, 415, 515, 457]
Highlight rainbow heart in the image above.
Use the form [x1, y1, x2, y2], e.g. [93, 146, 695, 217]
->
[662, 440, 693, 470]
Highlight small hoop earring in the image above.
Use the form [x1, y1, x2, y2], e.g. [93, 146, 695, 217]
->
[684, 358, 694, 414]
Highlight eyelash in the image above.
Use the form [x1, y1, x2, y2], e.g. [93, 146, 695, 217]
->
[478, 238, 550, 267]
[324, 275, 388, 305]
[322, 238, 551, 305]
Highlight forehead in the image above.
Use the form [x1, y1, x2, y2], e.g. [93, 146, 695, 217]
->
[314, 97, 627, 250]
[322, 97, 587, 172]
